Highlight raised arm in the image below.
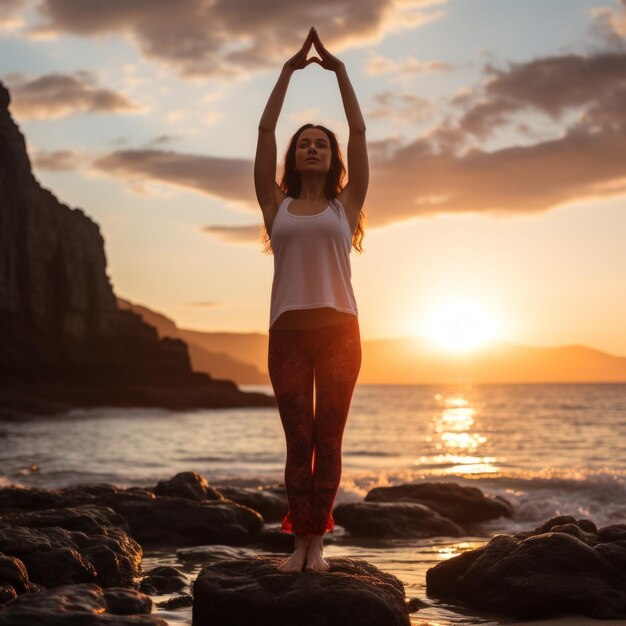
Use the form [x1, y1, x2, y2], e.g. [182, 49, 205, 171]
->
[311, 28, 369, 217]
[255, 28, 315, 221]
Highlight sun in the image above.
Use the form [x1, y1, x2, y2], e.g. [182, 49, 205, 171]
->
[420, 298, 499, 353]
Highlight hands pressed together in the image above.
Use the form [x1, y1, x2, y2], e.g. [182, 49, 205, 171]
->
[284, 27, 343, 73]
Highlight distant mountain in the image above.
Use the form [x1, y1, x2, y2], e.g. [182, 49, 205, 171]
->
[359, 336, 626, 384]
[115, 300, 626, 385]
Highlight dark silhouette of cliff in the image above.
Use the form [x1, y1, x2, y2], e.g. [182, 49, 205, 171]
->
[0, 81, 274, 418]
[116, 297, 270, 384]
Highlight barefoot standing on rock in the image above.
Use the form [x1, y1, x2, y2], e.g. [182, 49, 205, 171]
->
[254, 27, 369, 573]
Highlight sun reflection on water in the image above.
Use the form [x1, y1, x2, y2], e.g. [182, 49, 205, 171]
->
[419, 392, 500, 475]
[437, 541, 485, 560]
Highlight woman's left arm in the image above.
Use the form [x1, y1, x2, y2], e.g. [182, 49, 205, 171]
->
[312, 29, 369, 215]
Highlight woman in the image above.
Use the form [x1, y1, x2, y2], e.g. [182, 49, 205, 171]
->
[255, 27, 368, 574]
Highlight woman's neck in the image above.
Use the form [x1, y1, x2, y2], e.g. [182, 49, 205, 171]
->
[298, 175, 327, 202]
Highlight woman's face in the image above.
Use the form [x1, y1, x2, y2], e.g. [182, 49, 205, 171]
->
[294, 127, 332, 175]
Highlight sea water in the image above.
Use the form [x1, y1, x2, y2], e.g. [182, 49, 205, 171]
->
[1, 383, 625, 625]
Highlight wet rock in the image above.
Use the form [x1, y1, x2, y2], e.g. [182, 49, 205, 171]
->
[366, 482, 513, 524]
[104, 587, 154, 614]
[176, 544, 252, 564]
[0, 484, 155, 514]
[215, 485, 287, 522]
[0, 583, 167, 625]
[0, 523, 142, 588]
[333, 501, 464, 538]
[112, 497, 263, 546]
[0, 585, 16, 604]
[154, 471, 223, 501]
[0, 480, 264, 547]
[0, 554, 30, 598]
[156, 593, 193, 610]
[1, 503, 130, 534]
[248, 527, 299, 552]
[426, 516, 626, 619]
[192, 555, 411, 626]
[139, 565, 188, 594]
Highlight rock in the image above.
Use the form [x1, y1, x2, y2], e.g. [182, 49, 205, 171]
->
[1, 503, 130, 534]
[155, 472, 223, 501]
[192, 555, 411, 626]
[0, 522, 142, 588]
[104, 587, 154, 614]
[176, 545, 252, 564]
[112, 497, 263, 546]
[0, 479, 264, 547]
[248, 528, 301, 552]
[333, 502, 465, 538]
[365, 482, 513, 524]
[215, 485, 287, 522]
[0, 585, 16, 604]
[0, 554, 30, 598]
[0, 583, 167, 625]
[156, 593, 193, 610]
[426, 516, 626, 619]
[0, 79, 275, 418]
[139, 565, 188, 594]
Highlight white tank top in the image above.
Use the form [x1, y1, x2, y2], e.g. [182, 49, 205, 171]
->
[268, 196, 358, 330]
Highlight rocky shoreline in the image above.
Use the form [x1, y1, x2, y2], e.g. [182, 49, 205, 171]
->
[1, 471, 625, 625]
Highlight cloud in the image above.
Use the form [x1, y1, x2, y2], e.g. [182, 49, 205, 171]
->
[3, 71, 139, 119]
[31, 0, 447, 78]
[31, 148, 82, 170]
[92, 149, 254, 205]
[0, 0, 25, 28]
[201, 224, 262, 244]
[369, 91, 434, 125]
[365, 52, 451, 78]
[187, 301, 220, 308]
[458, 52, 626, 138]
[147, 134, 179, 146]
[91, 44, 626, 238]
[366, 100, 626, 224]
[587, 2, 626, 48]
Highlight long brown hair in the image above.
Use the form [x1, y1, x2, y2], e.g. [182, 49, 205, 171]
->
[260, 124, 365, 254]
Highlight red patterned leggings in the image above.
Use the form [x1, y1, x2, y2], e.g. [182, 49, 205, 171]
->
[268, 316, 361, 536]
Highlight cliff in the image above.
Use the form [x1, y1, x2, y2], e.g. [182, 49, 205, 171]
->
[0, 81, 274, 418]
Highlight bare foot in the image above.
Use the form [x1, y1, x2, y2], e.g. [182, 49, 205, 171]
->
[278, 533, 308, 574]
[304, 534, 330, 572]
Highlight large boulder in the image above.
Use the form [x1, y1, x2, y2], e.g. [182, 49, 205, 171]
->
[215, 485, 287, 523]
[333, 501, 464, 538]
[192, 555, 411, 626]
[154, 472, 223, 501]
[365, 482, 513, 524]
[426, 516, 626, 620]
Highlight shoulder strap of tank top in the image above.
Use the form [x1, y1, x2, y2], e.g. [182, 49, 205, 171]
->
[278, 196, 292, 212]
[331, 197, 347, 220]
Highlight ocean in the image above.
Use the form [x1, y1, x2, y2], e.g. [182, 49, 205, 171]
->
[2, 382, 625, 625]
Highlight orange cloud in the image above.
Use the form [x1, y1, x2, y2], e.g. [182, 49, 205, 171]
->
[31, 0, 447, 77]
[3, 71, 138, 119]
[91, 46, 626, 240]
[32, 148, 82, 171]
[92, 149, 254, 205]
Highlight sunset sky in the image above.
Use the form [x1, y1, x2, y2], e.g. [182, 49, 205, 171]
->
[2, 0, 625, 356]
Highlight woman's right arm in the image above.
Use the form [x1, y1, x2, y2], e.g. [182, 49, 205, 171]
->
[255, 29, 315, 222]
